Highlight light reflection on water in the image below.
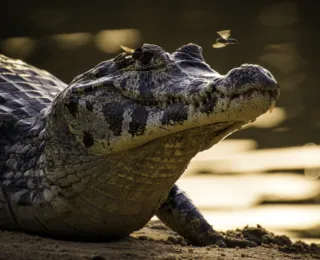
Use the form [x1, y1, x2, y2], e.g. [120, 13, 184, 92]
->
[177, 174, 319, 209]
[167, 138, 320, 244]
[200, 205, 320, 231]
[188, 142, 320, 174]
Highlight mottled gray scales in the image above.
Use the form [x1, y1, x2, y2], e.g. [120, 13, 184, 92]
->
[138, 72, 156, 101]
[65, 97, 79, 118]
[162, 103, 187, 125]
[0, 43, 279, 245]
[200, 96, 217, 114]
[128, 106, 149, 136]
[85, 100, 93, 112]
[102, 102, 124, 136]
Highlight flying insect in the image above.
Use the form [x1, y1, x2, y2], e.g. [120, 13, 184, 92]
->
[212, 30, 239, 48]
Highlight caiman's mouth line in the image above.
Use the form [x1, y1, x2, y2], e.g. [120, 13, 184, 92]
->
[121, 86, 279, 117]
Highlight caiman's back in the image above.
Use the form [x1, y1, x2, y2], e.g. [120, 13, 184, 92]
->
[0, 55, 67, 231]
[0, 55, 66, 172]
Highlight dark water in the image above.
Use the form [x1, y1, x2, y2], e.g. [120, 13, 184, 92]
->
[1, 0, 319, 243]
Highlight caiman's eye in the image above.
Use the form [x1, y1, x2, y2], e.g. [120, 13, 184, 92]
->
[132, 48, 154, 66]
[139, 51, 154, 66]
[132, 48, 142, 60]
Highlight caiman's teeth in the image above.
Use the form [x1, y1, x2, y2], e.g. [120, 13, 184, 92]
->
[269, 98, 276, 113]
[199, 101, 203, 109]
[239, 94, 244, 102]
[222, 96, 231, 110]
[188, 103, 196, 118]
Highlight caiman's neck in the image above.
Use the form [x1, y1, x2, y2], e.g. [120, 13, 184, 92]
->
[41, 99, 105, 178]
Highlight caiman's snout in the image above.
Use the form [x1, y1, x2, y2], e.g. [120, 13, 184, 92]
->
[249, 64, 280, 111]
[239, 63, 279, 91]
[211, 63, 280, 115]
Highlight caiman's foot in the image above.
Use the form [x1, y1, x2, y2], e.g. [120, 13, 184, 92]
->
[156, 185, 260, 248]
[156, 185, 226, 246]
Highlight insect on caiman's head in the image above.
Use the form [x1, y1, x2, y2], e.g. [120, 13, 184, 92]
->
[60, 43, 280, 154]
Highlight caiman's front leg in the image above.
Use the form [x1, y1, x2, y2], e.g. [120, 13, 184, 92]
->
[156, 185, 225, 246]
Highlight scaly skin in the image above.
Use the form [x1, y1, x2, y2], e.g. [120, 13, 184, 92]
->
[0, 43, 279, 245]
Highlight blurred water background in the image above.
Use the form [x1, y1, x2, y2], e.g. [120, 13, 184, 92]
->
[1, 0, 319, 244]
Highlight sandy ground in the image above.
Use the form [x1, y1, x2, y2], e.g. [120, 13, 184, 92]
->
[0, 221, 319, 260]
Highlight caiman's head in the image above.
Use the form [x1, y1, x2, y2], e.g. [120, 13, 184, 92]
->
[57, 43, 279, 154]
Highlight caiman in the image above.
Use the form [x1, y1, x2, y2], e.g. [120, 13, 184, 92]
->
[0, 43, 279, 246]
